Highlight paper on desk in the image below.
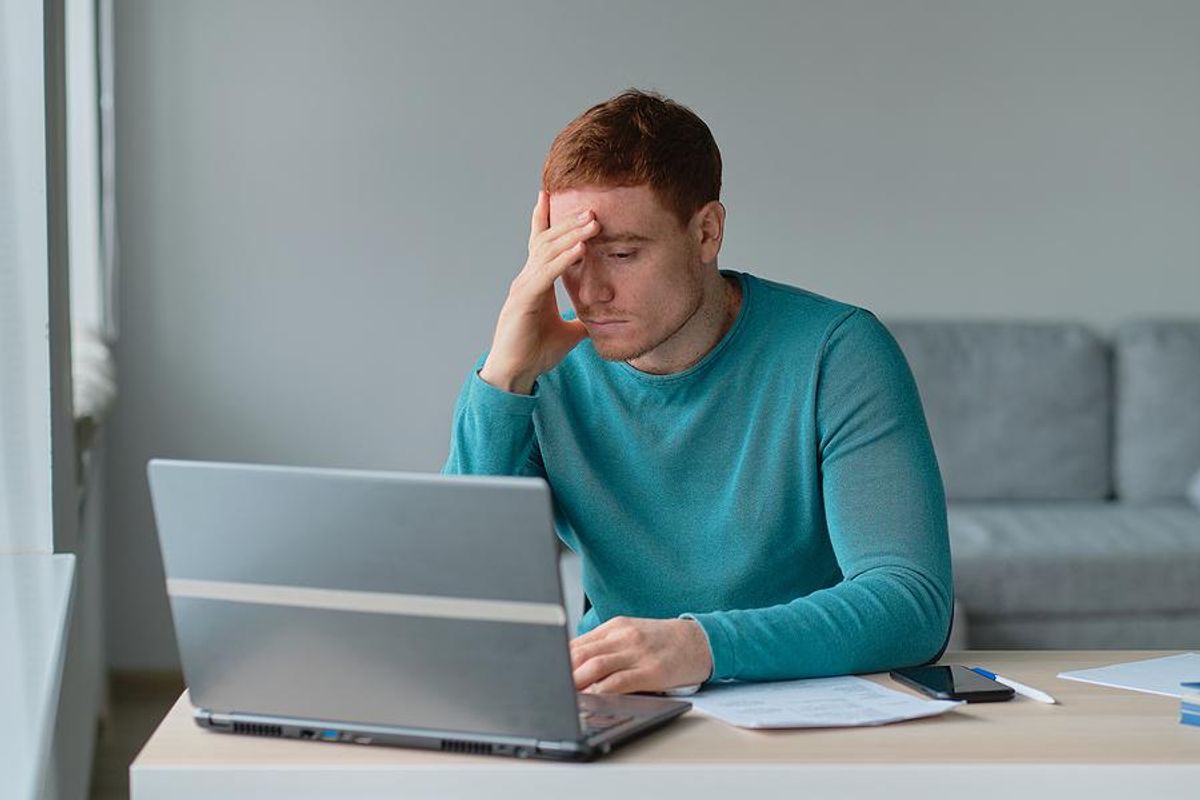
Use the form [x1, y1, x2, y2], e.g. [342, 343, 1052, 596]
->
[1056, 652, 1200, 698]
[687, 675, 963, 729]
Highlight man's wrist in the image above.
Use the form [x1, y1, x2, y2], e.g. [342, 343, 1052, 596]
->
[681, 617, 715, 683]
[477, 363, 537, 395]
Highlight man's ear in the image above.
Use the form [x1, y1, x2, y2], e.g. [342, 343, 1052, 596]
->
[693, 201, 725, 264]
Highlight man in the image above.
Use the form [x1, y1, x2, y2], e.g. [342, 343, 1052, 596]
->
[443, 89, 952, 695]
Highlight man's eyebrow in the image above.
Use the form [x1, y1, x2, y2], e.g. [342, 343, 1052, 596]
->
[591, 231, 653, 244]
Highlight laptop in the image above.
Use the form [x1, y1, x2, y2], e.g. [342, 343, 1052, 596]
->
[146, 458, 691, 761]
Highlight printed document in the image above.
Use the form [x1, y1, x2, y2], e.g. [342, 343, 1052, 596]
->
[687, 675, 962, 729]
[1057, 652, 1200, 698]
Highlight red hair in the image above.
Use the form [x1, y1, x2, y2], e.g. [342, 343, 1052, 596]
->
[541, 89, 722, 228]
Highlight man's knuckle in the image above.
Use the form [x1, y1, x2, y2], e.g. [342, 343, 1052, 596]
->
[616, 672, 645, 694]
[596, 672, 620, 690]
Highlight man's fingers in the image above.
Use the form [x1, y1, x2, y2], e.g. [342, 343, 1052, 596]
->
[536, 221, 598, 270]
[530, 204, 594, 248]
[509, 249, 575, 300]
[527, 219, 599, 281]
[530, 217, 594, 258]
[519, 240, 587, 296]
[585, 668, 651, 695]
[545, 217, 599, 254]
[569, 639, 612, 671]
[573, 652, 633, 691]
[529, 189, 549, 238]
[569, 632, 606, 669]
[569, 616, 623, 651]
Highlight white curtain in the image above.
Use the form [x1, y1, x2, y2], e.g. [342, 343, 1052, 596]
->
[67, 0, 116, 426]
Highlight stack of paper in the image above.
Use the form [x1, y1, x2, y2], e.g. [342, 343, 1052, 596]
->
[1182, 682, 1200, 728]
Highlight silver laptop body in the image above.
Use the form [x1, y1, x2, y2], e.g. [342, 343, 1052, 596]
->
[147, 459, 690, 761]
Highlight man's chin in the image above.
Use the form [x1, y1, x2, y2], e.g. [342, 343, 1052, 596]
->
[591, 339, 655, 363]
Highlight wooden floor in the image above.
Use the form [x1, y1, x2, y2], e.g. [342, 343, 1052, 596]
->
[89, 672, 185, 800]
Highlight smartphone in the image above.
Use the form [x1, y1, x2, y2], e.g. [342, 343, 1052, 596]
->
[889, 664, 1015, 703]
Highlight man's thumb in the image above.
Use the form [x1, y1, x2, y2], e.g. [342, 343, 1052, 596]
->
[564, 318, 589, 344]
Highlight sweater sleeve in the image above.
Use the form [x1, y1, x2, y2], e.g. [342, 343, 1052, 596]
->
[441, 354, 547, 478]
[682, 309, 954, 682]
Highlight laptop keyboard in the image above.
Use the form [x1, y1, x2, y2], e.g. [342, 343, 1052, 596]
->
[579, 711, 633, 734]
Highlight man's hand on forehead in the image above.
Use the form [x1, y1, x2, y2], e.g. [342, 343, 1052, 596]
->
[474, 190, 599, 395]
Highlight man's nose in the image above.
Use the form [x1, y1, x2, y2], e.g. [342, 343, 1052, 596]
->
[577, 260, 615, 306]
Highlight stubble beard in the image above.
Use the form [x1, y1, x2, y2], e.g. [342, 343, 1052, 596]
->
[590, 272, 708, 364]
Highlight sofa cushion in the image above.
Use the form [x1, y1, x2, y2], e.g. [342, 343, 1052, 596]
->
[947, 502, 1200, 616]
[1115, 321, 1200, 502]
[886, 322, 1110, 501]
[967, 613, 1200, 650]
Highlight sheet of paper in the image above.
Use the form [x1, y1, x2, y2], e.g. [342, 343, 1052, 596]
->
[686, 675, 962, 729]
[1056, 652, 1200, 698]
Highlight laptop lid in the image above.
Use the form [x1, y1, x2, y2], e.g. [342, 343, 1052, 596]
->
[147, 459, 584, 742]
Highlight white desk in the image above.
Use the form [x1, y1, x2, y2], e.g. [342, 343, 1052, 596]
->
[132, 650, 1200, 799]
[0, 554, 76, 800]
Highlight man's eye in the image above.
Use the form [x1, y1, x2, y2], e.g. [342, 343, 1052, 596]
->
[609, 251, 636, 260]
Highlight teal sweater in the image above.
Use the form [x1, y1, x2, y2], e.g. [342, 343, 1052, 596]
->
[443, 270, 953, 682]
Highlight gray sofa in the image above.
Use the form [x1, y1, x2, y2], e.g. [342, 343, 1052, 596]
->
[886, 319, 1200, 650]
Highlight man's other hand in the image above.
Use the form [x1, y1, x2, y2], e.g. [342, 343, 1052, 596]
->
[570, 616, 713, 694]
[477, 190, 599, 395]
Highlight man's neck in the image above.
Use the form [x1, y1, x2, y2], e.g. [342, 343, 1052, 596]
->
[627, 271, 742, 375]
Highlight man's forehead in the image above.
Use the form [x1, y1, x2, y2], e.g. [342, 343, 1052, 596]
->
[548, 185, 669, 236]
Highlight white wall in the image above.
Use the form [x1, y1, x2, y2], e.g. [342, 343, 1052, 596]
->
[108, 0, 1200, 669]
[0, 0, 55, 555]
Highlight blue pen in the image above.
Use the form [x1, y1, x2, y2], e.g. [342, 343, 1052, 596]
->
[969, 666, 1058, 704]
